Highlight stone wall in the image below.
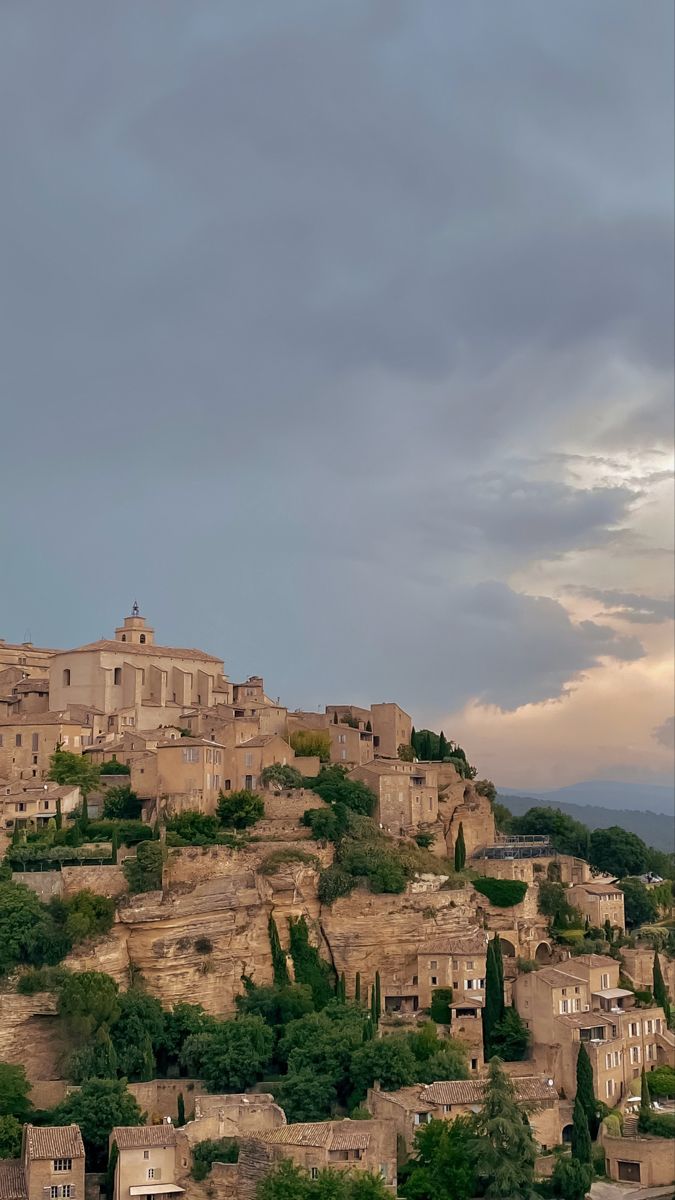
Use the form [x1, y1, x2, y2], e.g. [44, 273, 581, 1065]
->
[601, 1128, 675, 1187]
[0, 991, 69, 1082]
[62, 864, 128, 898]
[622, 947, 675, 998]
[127, 1078, 204, 1122]
[12, 870, 63, 900]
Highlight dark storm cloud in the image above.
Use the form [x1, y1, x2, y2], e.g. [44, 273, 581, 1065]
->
[568, 587, 674, 624]
[0, 0, 671, 717]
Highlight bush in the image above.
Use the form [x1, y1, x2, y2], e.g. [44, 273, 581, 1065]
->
[302, 806, 351, 842]
[260, 764, 304, 791]
[638, 1110, 675, 1138]
[288, 916, 336, 1008]
[102, 786, 142, 820]
[85, 819, 153, 846]
[430, 987, 453, 1024]
[473, 877, 528, 907]
[165, 810, 220, 844]
[290, 731, 331, 760]
[217, 790, 264, 829]
[317, 866, 357, 904]
[99, 761, 131, 775]
[194, 937, 213, 955]
[191, 1138, 238, 1181]
[414, 832, 435, 849]
[123, 841, 164, 893]
[305, 766, 376, 816]
[646, 1066, 675, 1098]
[17, 965, 70, 994]
[55, 890, 115, 943]
[259, 849, 318, 875]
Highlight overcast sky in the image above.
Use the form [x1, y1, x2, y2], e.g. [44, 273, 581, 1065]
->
[1, 1, 673, 789]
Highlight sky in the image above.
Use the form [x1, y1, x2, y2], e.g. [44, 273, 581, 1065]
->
[0, 0, 673, 790]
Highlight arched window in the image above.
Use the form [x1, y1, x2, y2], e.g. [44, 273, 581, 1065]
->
[114, 668, 122, 685]
[121, 634, 126, 641]
[139, 634, 146, 644]
[63, 669, 71, 686]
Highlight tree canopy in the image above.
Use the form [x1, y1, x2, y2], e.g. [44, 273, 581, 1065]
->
[55, 1077, 143, 1169]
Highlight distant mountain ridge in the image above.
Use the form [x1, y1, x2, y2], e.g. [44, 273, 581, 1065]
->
[498, 792, 675, 852]
[498, 779, 674, 816]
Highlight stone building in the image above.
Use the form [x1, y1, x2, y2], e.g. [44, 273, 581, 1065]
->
[48, 609, 229, 726]
[600, 1122, 675, 1187]
[349, 758, 438, 833]
[237, 1119, 396, 1195]
[368, 1075, 561, 1153]
[0, 1125, 85, 1200]
[0, 712, 97, 781]
[0, 639, 59, 677]
[0, 780, 81, 851]
[110, 1124, 183, 1200]
[566, 879, 625, 933]
[0, 677, 50, 719]
[514, 953, 675, 1107]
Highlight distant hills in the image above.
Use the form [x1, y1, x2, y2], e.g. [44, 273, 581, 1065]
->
[498, 791, 675, 852]
[499, 779, 674, 816]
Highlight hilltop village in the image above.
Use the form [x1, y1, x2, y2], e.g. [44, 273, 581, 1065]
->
[0, 609, 674, 1200]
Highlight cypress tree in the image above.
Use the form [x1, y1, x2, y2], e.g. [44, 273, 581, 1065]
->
[482, 941, 504, 1059]
[362, 1016, 374, 1041]
[80, 794, 89, 830]
[604, 918, 613, 943]
[365, 720, 372, 733]
[639, 1068, 651, 1132]
[438, 731, 448, 761]
[111, 828, 118, 865]
[375, 970, 381, 1021]
[571, 1095, 592, 1164]
[472, 1057, 537, 1198]
[491, 933, 505, 1015]
[268, 915, 290, 987]
[339, 971, 346, 1002]
[55, 797, 62, 831]
[370, 985, 377, 1023]
[177, 1092, 185, 1127]
[106, 1142, 118, 1200]
[454, 822, 466, 871]
[653, 951, 671, 1025]
[355, 971, 361, 1003]
[575, 1043, 597, 1137]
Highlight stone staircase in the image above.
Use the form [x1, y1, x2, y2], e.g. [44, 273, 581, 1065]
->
[622, 1114, 639, 1137]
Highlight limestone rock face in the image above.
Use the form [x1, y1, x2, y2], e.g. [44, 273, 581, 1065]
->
[438, 779, 495, 858]
[0, 992, 69, 1082]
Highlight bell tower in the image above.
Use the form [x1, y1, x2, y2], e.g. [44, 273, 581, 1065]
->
[115, 602, 155, 645]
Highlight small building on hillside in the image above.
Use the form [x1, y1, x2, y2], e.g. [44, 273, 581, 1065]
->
[0, 1125, 85, 1200]
[110, 1124, 184, 1200]
[237, 1120, 396, 1195]
[567, 879, 625, 933]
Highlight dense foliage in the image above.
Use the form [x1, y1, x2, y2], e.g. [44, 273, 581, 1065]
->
[473, 877, 528, 907]
[305, 766, 376, 817]
[472, 1058, 537, 1199]
[123, 841, 164, 893]
[260, 764, 304, 791]
[400, 1117, 475, 1200]
[216, 789, 265, 829]
[289, 731, 331, 760]
[102, 786, 142, 820]
[191, 1137, 238, 1180]
[0, 880, 113, 975]
[48, 748, 101, 796]
[256, 1160, 391, 1200]
[55, 1077, 143, 1169]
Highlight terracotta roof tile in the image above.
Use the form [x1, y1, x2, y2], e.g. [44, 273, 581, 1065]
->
[0, 1162, 26, 1200]
[111, 1126, 177, 1150]
[24, 1125, 85, 1160]
[420, 1076, 557, 1106]
[58, 640, 222, 664]
[256, 1122, 371, 1150]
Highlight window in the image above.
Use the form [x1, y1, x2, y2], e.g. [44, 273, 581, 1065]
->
[63, 669, 71, 686]
[53, 1160, 72, 1172]
[245, 752, 253, 767]
[311, 1169, 319, 1181]
[561, 988, 567, 996]
[466, 961, 474, 970]
[629, 1022, 640, 1037]
[471, 1058, 478, 1070]
[114, 668, 122, 685]
[139, 634, 146, 644]
[561, 1000, 569, 1014]
[429, 960, 437, 969]
[341, 750, 347, 761]
[574, 986, 580, 993]
[430, 976, 438, 986]
[606, 1078, 615, 1098]
[224, 779, 231, 790]
[631, 1047, 640, 1064]
[15, 802, 26, 812]
[338, 734, 346, 744]
[601, 973, 610, 989]
[645, 1020, 653, 1034]
[15, 734, 22, 747]
[143, 1152, 150, 1160]
[147, 1169, 160, 1181]
[182, 748, 199, 763]
[32, 733, 39, 751]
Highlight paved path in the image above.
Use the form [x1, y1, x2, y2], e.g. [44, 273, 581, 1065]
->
[591, 1181, 674, 1200]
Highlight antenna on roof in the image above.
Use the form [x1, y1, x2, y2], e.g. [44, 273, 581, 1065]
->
[132, 600, 140, 617]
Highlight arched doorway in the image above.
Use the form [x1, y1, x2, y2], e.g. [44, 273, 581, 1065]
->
[535, 941, 552, 963]
[562, 1124, 573, 1144]
[499, 937, 517, 958]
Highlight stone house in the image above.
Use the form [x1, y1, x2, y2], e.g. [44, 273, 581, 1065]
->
[180, 1093, 286, 1146]
[0, 639, 59, 676]
[368, 1075, 561, 1153]
[0, 677, 50, 719]
[155, 739, 228, 814]
[514, 954, 675, 1107]
[237, 1119, 396, 1194]
[0, 1125, 85, 1200]
[0, 780, 81, 849]
[110, 1124, 184, 1200]
[349, 758, 438, 833]
[566, 880, 625, 933]
[0, 712, 96, 782]
[600, 1123, 675, 1187]
[324, 702, 411, 760]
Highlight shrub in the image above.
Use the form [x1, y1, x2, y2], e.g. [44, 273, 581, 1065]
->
[517, 958, 539, 973]
[217, 790, 264, 829]
[17, 965, 71, 994]
[85, 819, 152, 846]
[414, 832, 435, 850]
[290, 731, 331, 760]
[288, 916, 336, 1007]
[302, 806, 351, 842]
[259, 849, 318, 875]
[165, 810, 220, 844]
[123, 841, 164, 893]
[56, 890, 115, 942]
[305, 766, 376, 816]
[99, 761, 131, 775]
[473, 877, 528, 907]
[194, 937, 213, 955]
[102, 786, 142, 820]
[646, 1066, 675, 1098]
[317, 865, 357, 904]
[430, 987, 453, 1024]
[638, 1110, 675, 1138]
[260, 764, 303, 791]
[191, 1138, 238, 1181]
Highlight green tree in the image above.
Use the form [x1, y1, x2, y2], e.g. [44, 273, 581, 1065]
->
[575, 1043, 597, 1137]
[438, 731, 448, 761]
[278, 1004, 366, 1110]
[49, 748, 100, 796]
[509, 808, 590, 859]
[489, 1007, 530, 1062]
[67, 1029, 119, 1084]
[216, 789, 265, 829]
[400, 1117, 475, 1200]
[177, 1092, 185, 1126]
[159, 1003, 214, 1073]
[537, 881, 579, 928]
[354, 972, 361, 1003]
[430, 987, 453, 1025]
[454, 823, 466, 871]
[289, 731, 331, 761]
[237, 981, 314, 1029]
[269, 914, 291, 987]
[275, 1069, 338, 1124]
[653, 950, 672, 1025]
[0, 880, 71, 975]
[551, 1157, 593, 1200]
[348, 1036, 417, 1103]
[181, 1016, 273, 1092]
[475, 779, 497, 804]
[482, 940, 505, 1059]
[102, 786, 142, 820]
[190, 1137, 238, 1181]
[570, 1095, 591, 1165]
[58, 970, 121, 1040]
[260, 764, 304, 792]
[123, 840, 164, 893]
[165, 810, 219, 843]
[306, 767, 376, 817]
[55, 1077, 143, 1169]
[0, 1115, 22, 1159]
[618, 877, 658, 928]
[256, 1160, 311, 1200]
[111, 988, 166, 1080]
[472, 1058, 537, 1199]
[0, 1062, 31, 1119]
[589, 827, 648, 878]
[60, 889, 115, 942]
[398, 743, 415, 762]
[288, 916, 336, 1008]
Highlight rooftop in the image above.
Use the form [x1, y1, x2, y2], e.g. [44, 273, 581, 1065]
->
[572, 881, 621, 896]
[111, 1126, 177, 1150]
[0, 1163, 26, 1200]
[57, 639, 222, 664]
[419, 935, 486, 957]
[24, 1125, 85, 1161]
[157, 737, 225, 749]
[255, 1122, 371, 1151]
[421, 1076, 558, 1106]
